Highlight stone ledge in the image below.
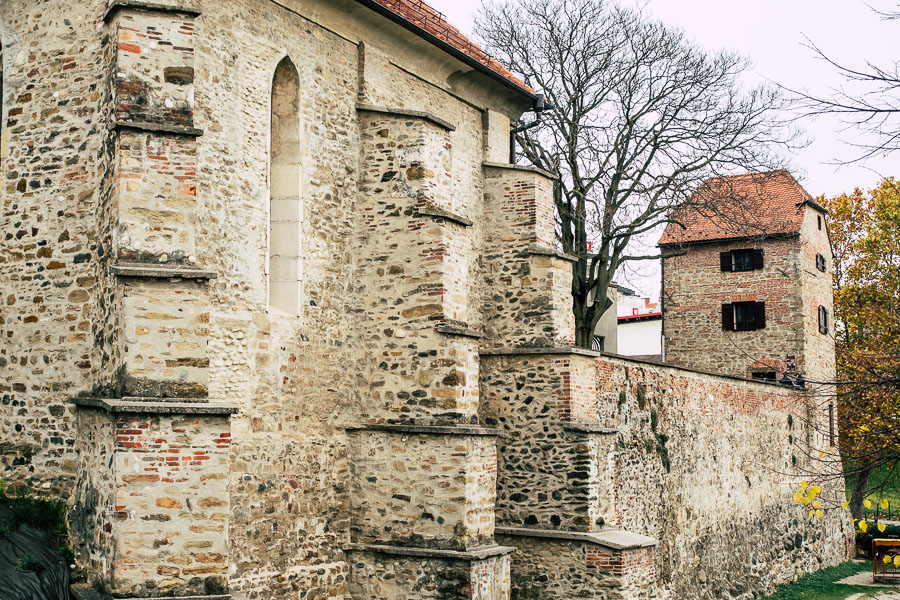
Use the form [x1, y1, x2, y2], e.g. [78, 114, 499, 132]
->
[417, 204, 473, 227]
[344, 543, 515, 560]
[74, 588, 227, 600]
[563, 423, 619, 434]
[103, 0, 201, 22]
[345, 423, 501, 436]
[356, 103, 455, 131]
[526, 244, 577, 263]
[482, 161, 557, 180]
[436, 323, 484, 339]
[496, 527, 657, 550]
[71, 397, 238, 415]
[112, 120, 204, 137]
[111, 263, 218, 280]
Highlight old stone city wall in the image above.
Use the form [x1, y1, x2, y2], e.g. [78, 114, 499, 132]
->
[481, 351, 853, 599]
[0, 0, 851, 599]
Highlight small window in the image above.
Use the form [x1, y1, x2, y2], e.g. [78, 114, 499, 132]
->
[591, 336, 605, 352]
[817, 215, 822, 230]
[720, 249, 764, 272]
[751, 371, 777, 381]
[828, 403, 836, 446]
[816, 253, 827, 272]
[818, 306, 829, 335]
[723, 301, 766, 331]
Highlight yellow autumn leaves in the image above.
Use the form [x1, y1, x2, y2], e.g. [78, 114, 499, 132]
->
[854, 498, 893, 533]
[883, 555, 900, 568]
[793, 481, 825, 519]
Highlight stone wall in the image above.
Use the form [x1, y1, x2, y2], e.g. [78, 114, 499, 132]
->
[481, 350, 852, 599]
[0, 0, 120, 495]
[71, 404, 233, 597]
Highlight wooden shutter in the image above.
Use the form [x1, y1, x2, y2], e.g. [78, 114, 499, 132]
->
[754, 302, 766, 329]
[818, 306, 827, 334]
[720, 251, 732, 272]
[722, 303, 734, 330]
[752, 249, 764, 270]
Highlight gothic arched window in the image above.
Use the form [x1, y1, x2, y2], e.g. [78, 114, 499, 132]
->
[268, 57, 302, 315]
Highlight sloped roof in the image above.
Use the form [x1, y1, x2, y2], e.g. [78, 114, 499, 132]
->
[658, 170, 817, 246]
[359, 0, 535, 96]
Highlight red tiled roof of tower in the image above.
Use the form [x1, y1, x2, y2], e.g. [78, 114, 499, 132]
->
[364, 0, 535, 94]
[658, 170, 814, 246]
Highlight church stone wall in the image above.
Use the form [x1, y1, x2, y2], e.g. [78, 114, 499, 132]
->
[0, 1, 849, 599]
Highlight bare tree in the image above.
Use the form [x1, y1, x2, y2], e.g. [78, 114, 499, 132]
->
[475, 0, 796, 348]
[789, 5, 900, 163]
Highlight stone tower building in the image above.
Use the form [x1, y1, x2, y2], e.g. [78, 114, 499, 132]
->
[1, 2, 849, 599]
[659, 171, 835, 385]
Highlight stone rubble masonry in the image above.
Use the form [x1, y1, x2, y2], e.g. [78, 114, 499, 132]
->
[0, 0, 848, 598]
[348, 428, 498, 551]
[72, 407, 231, 597]
[662, 203, 834, 385]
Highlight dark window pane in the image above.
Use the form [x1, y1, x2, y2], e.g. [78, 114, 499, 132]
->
[734, 302, 756, 330]
[732, 250, 754, 272]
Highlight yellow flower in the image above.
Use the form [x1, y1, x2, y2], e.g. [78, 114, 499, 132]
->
[882, 499, 890, 510]
[860, 521, 869, 532]
[865, 499, 874, 510]
[813, 500, 822, 510]
[842, 501, 850, 509]
[816, 509, 824, 519]
[879, 522, 887, 532]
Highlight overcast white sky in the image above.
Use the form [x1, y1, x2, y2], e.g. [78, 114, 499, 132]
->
[431, 0, 898, 296]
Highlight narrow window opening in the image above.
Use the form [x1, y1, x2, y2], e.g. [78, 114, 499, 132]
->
[817, 215, 822, 230]
[818, 306, 829, 335]
[751, 371, 777, 381]
[268, 57, 302, 315]
[828, 403, 836, 446]
[591, 336, 605, 352]
[816, 253, 827, 272]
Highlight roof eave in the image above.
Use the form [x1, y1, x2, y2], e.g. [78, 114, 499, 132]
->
[658, 231, 801, 248]
[353, 0, 540, 106]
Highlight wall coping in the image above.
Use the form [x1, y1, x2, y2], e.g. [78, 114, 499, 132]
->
[344, 543, 515, 560]
[356, 103, 455, 131]
[111, 263, 218, 280]
[480, 346, 795, 390]
[526, 244, 577, 263]
[345, 423, 501, 436]
[417, 204, 473, 227]
[71, 397, 237, 415]
[496, 526, 658, 550]
[103, 0, 201, 22]
[482, 161, 557, 181]
[111, 120, 204, 137]
[73, 584, 228, 600]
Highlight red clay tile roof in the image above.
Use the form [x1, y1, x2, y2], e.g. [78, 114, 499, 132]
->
[658, 170, 815, 246]
[360, 0, 535, 95]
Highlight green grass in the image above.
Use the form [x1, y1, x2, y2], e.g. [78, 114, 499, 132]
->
[846, 464, 900, 520]
[764, 560, 893, 599]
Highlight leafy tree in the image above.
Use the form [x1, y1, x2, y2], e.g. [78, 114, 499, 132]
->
[475, 0, 795, 347]
[824, 178, 900, 518]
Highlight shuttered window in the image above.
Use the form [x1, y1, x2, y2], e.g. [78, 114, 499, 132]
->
[722, 301, 766, 331]
[816, 253, 827, 272]
[720, 249, 764, 272]
[818, 306, 829, 335]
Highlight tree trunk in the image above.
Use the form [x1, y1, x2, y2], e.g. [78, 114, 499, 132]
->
[849, 464, 873, 520]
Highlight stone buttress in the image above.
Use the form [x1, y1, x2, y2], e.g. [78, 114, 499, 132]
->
[479, 163, 659, 599]
[345, 107, 513, 599]
[70, 3, 235, 598]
